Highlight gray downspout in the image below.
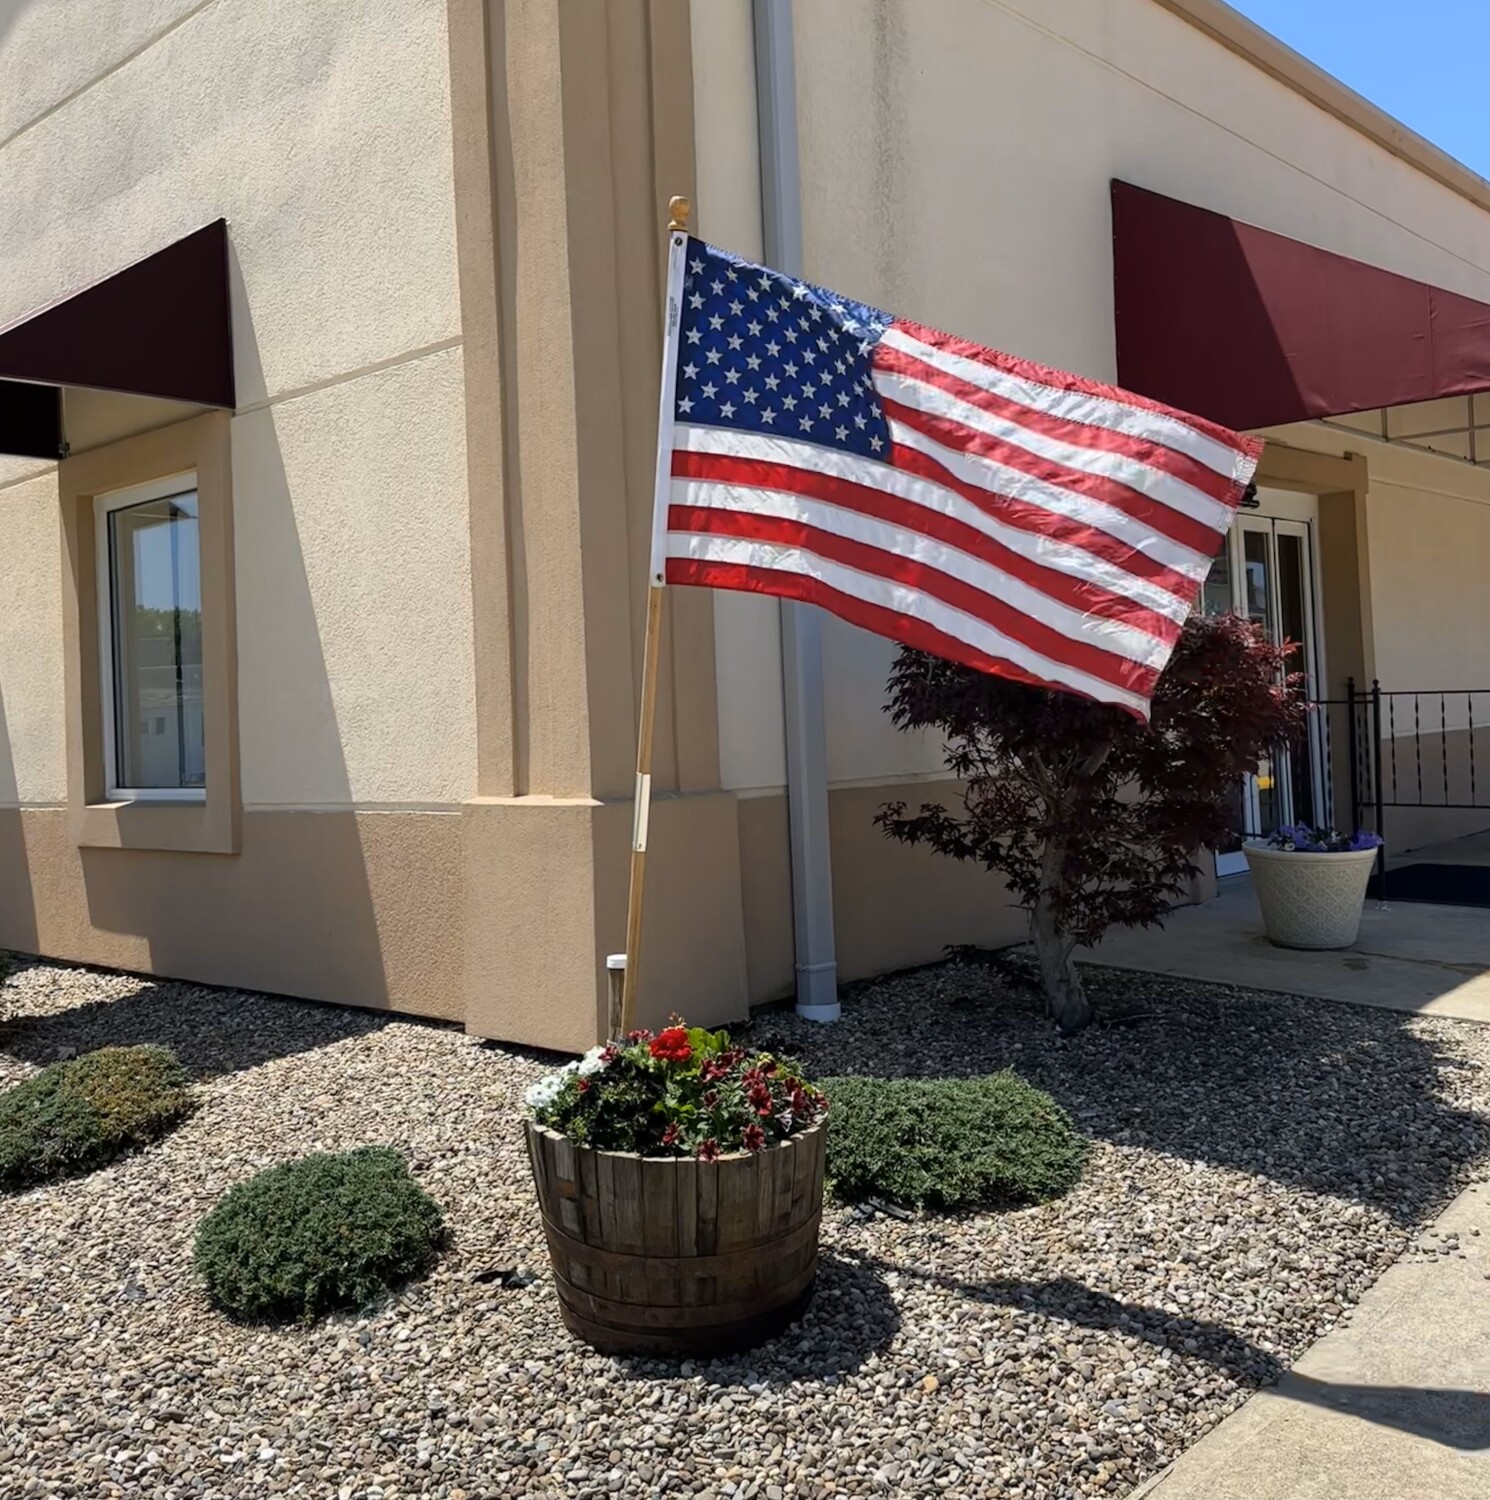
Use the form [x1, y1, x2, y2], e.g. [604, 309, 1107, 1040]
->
[753, 0, 840, 1022]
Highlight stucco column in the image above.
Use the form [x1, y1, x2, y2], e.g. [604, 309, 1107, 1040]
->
[452, 0, 747, 1049]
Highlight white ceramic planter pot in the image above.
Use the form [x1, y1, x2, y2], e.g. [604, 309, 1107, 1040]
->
[1243, 843, 1379, 950]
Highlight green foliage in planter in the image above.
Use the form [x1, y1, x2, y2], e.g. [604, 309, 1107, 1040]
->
[194, 1147, 446, 1322]
[0, 1045, 195, 1191]
[822, 1072, 1086, 1212]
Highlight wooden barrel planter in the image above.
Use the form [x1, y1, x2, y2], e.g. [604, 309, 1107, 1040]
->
[525, 1118, 826, 1355]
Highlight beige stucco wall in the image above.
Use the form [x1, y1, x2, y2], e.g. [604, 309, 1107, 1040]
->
[738, 781, 1024, 1002]
[0, 0, 474, 1015]
[693, 0, 1490, 798]
[1258, 420, 1490, 850]
[0, 0, 472, 809]
[1262, 422, 1490, 696]
[10, 0, 1490, 1038]
[0, 473, 67, 809]
[233, 347, 474, 810]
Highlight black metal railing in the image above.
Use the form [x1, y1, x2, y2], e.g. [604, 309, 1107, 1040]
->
[1216, 680, 1490, 900]
[1302, 681, 1490, 901]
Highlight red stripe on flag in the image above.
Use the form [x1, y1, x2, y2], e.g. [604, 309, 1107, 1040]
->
[874, 340, 1240, 506]
[881, 395, 1228, 560]
[893, 317, 1265, 473]
[887, 439, 1207, 599]
[671, 449, 1181, 644]
[668, 503, 1161, 697]
[665, 557, 1147, 717]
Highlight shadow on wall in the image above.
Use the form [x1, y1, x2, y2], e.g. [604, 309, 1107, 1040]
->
[74, 248, 395, 1012]
[0, 679, 38, 962]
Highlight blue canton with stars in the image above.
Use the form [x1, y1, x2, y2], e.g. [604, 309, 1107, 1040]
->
[674, 237, 894, 460]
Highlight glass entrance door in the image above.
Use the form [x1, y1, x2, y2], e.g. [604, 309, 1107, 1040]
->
[1201, 515, 1323, 876]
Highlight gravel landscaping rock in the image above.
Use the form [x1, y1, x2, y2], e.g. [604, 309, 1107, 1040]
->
[3, 952, 1490, 1499]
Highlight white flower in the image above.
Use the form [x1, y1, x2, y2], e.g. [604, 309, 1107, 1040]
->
[523, 1072, 569, 1113]
[577, 1045, 609, 1078]
[560, 1060, 580, 1074]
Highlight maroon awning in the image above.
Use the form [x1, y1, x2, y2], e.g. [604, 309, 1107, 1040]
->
[0, 221, 234, 460]
[1112, 180, 1490, 431]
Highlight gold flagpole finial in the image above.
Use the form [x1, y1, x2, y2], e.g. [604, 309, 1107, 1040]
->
[668, 195, 691, 234]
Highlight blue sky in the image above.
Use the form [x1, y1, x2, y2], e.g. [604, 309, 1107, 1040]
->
[1229, 1, 1490, 178]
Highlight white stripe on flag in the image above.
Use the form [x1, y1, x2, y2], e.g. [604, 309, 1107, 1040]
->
[665, 530, 1152, 716]
[671, 478, 1173, 666]
[875, 366, 1236, 533]
[884, 419, 1217, 582]
[675, 424, 1208, 603]
[880, 325, 1248, 481]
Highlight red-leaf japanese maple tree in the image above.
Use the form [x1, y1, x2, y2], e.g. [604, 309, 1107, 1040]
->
[877, 613, 1306, 1033]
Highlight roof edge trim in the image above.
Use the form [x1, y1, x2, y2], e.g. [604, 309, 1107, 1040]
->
[1151, 0, 1490, 218]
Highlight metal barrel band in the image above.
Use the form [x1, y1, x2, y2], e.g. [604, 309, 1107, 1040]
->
[551, 1259, 819, 1330]
[539, 1205, 822, 1278]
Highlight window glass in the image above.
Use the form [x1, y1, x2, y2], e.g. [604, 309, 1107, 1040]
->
[1276, 531, 1317, 826]
[1242, 528, 1271, 629]
[106, 489, 205, 791]
[1200, 530, 1233, 616]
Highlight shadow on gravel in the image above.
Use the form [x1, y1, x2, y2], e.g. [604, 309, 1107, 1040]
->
[611, 1249, 900, 1386]
[892, 1267, 1490, 1451]
[0, 978, 393, 1079]
[756, 956, 1490, 1227]
[0, 949, 44, 986]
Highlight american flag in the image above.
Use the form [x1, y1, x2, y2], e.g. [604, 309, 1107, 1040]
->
[651, 236, 1262, 718]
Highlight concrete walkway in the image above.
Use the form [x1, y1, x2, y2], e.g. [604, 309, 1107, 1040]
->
[1097, 876, 1490, 1498]
[1130, 1179, 1490, 1500]
[1080, 881, 1490, 1023]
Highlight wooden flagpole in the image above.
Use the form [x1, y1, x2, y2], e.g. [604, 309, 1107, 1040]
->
[616, 193, 691, 1039]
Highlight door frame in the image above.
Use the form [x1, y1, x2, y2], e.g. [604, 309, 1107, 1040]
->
[1212, 493, 1327, 876]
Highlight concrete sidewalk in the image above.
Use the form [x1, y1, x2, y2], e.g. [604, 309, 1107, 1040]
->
[1081, 882, 1490, 1024]
[1130, 1180, 1490, 1499]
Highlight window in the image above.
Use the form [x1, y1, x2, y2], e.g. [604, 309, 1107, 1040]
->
[95, 473, 206, 800]
[62, 412, 237, 853]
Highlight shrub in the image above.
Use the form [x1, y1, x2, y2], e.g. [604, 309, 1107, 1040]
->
[822, 1073, 1086, 1212]
[194, 1147, 446, 1322]
[878, 614, 1307, 1031]
[525, 1021, 826, 1160]
[0, 1045, 195, 1191]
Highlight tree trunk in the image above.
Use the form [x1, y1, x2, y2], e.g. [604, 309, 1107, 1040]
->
[1031, 830, 1093, 1033]
[1030, 897, 1091, 1033]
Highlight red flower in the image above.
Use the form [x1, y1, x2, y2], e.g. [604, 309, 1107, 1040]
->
[742, 1122, 766, 1152]
[661, 1122, 681, 1147]
[577, 1078, 591, 1094]
[649, 1026, 693, 1064]
[626, 1028, 654, 1044]
[697, 1138, 720, 1162]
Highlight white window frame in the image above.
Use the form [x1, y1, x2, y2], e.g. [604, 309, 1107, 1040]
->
[94, 469, 206, 804]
